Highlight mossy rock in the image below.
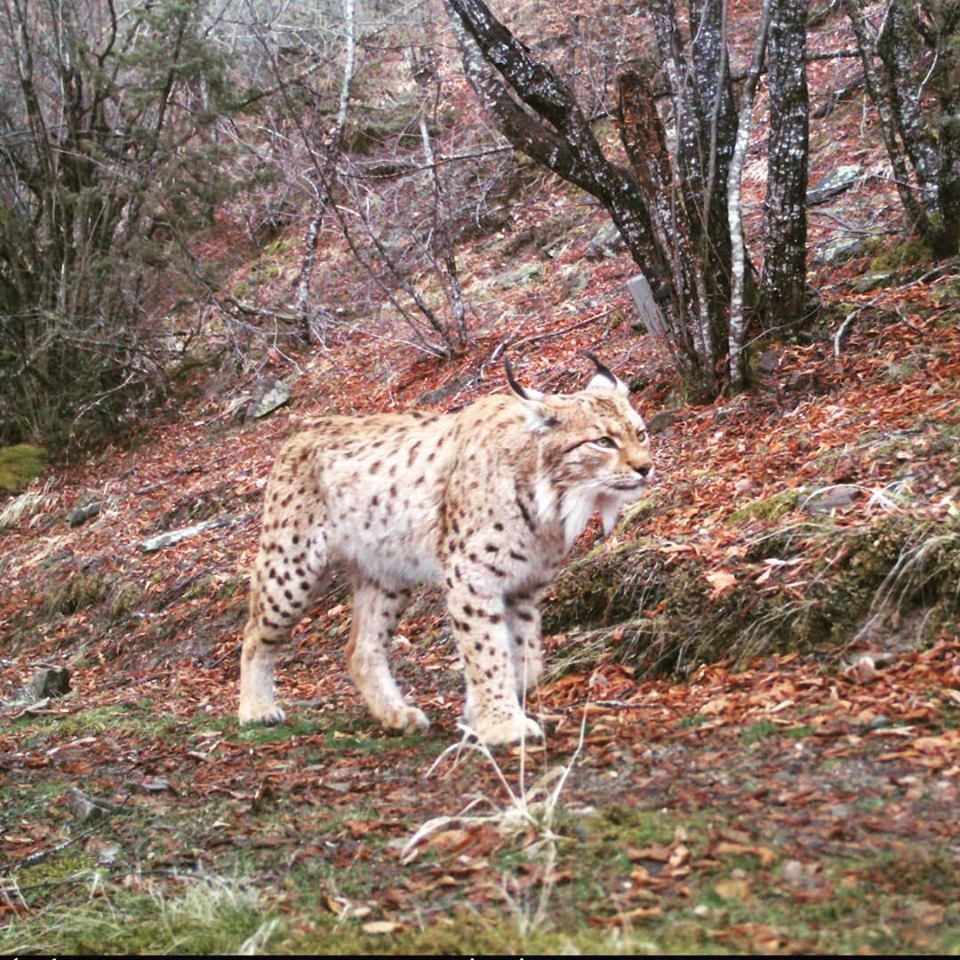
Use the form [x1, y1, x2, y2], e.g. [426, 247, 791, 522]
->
[730, 488, 803, 523]
[0, 444, 47, 492]
[40, 572, 114, 618]
[869, 238, 933, 271]
[545, 514, 960, 679]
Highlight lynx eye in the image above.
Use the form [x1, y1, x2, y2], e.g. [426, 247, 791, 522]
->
[592, 436, 618, 449]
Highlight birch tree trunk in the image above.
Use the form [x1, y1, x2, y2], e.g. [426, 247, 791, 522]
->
[728, 1, 772, 392]
[762, 0, 809, 333]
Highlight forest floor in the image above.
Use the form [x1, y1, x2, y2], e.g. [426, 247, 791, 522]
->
[2, 15, 960, 951]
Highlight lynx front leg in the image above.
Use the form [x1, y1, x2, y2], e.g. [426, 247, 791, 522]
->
[447, 581, 543, 747]
[505, 593, 544, 699]
[345, 580, 429, 735]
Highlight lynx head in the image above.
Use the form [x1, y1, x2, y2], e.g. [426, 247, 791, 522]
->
[505, 354, 654, 545]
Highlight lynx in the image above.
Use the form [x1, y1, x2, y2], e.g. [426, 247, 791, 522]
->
[238, 355, 654, 745]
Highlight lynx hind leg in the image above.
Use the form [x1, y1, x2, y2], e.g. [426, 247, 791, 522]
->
[345, 580, 429, 735]
[505, 594, 544, 699]
[239, 582, 288, 726]
[238, 493, 328, 725]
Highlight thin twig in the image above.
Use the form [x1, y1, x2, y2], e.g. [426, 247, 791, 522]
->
[557, 698, 662, 710]
[13, 794, 132, 869]
[833, 308, 861, 357]
[486, 308, 617, 372]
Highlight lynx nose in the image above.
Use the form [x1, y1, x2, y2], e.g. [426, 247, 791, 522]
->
[634, 463, 652, 478]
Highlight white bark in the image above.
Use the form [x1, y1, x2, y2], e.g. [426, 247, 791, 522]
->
[728, 0, 772, 391]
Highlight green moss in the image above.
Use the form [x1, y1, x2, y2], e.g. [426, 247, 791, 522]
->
[869, 238, 933, 271]
[597, 805, 677, 845]
[0, 877, 273, 955]
[730, 488, 802, 522]
[107, 583, 142, 624]
[235, 716, 329, 744]
[40, 572, 113, 618]
[0, 444, 47, 492]
[12, 850, 93, 890]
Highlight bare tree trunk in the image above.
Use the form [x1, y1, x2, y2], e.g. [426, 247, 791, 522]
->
[935, 5, 960, 256]
[443, 0, 810, 399]
[444, 0, 723, 400]
[877, 2, 940, 210]
[413, 42, 469, 352]
[762, 0, 809, 333]
[843, 0, 933, 239]
[291, 0, 356, 344]
[617, 70, 708, 381]
[728, 0, 772, 392]
[874, 0, 960, 256]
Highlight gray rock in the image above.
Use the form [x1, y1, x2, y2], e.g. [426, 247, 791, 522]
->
[69, 501, 102, 527]
[852, 272, 893, 292]
[245, 379, 291, 420]
[628, 273, 667, 339]
[807, 164, 863, 205]
[418, 375, 476, 406]
[138, 777, 174, 793]
[27, 666, 71, 701]
[816, 236, 867, 265]
[646, 410, 681, 434]
[585, 223, 627, 260]
[66, 788, 108, 823]
[66, 787, 121, 823]
[139, 515, 230, 552]
[801, 486, 862, 515]
[757, 349, 781, 375]
[491, 263, 542, 290]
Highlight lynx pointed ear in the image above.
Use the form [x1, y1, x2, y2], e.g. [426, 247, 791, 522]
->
[504, 358, 545, 402]
[582, 352, 628, 395]
[504, 358, 558, 431]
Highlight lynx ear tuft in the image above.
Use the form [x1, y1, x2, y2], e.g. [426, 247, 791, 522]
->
[582, 352, 628, 395]
[504, 358, 559, 431]
[504, 358, 545, 402]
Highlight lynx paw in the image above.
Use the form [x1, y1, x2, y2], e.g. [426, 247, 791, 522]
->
[238, 702, 286, 725]
[384, 705, 431, 736]
[473, 713, 544, 747]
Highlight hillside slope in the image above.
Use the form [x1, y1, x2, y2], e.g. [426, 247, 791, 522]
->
[1, 2, 959, 953]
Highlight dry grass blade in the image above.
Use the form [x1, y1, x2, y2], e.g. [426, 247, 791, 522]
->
[0, 479, 57, 529]
[402, 709, 590, 942]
